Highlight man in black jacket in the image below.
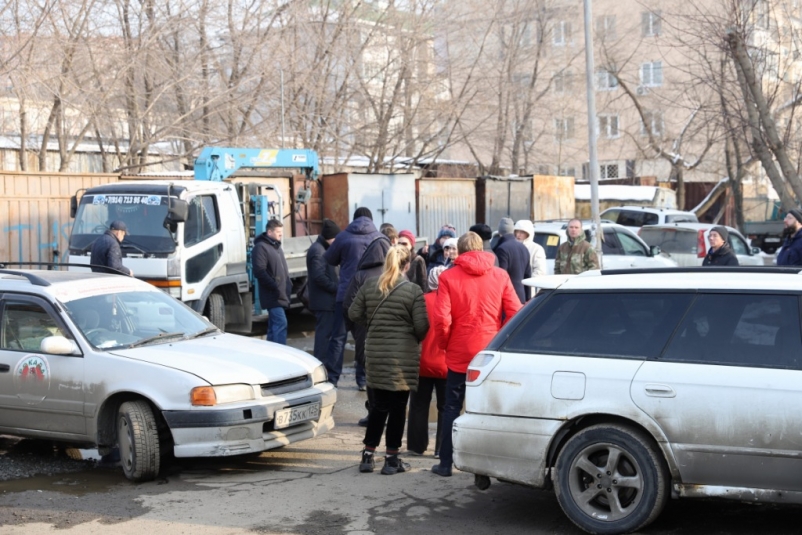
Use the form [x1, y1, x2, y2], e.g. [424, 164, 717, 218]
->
[702, 226, 739, 267]
[306, 219, 343, 377]
[90, 220, 133, 276]
[253, 219, 292, 344]
[493, 217, 532, 302]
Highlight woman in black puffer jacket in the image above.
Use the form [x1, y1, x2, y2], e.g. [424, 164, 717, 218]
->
[348, 245, 429, 476]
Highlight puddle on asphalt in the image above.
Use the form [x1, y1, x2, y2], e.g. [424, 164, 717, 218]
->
[0, 468, 124, 496]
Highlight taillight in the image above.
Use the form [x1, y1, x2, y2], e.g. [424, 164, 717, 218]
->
[466, 353, 497, 384]
[467, 369, 481, 382]
[697, 229, 707, 258]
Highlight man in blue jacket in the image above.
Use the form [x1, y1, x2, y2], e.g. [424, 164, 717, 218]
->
[493, 217, 532, 302]
[778, 209, 802, 266]
[324, 207, 382, 385]
[253, 219, 292, 344]
[306, 219, 343, 375]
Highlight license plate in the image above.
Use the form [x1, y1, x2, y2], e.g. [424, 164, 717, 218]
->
[274, 402, 320, 429]
[765, 237, 781, 243]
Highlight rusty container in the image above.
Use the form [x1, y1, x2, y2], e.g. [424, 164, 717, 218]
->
[416, 177, 476, 241]
[476, 175, 533, 226]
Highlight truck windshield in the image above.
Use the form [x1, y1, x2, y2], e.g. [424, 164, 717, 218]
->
[70, 194, 176, 254]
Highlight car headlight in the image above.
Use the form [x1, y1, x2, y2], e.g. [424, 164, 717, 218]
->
[190, 384, 255, 406]
[312, 365, 328, 385]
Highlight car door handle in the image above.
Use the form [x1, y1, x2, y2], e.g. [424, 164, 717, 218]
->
[0, 364, 9, 372]
[644, 383, 676, 398]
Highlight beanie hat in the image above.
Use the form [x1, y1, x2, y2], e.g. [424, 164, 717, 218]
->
[498, 217, 515, 235]
[321, 219, 341, 240]
[710, 226, 729, 243]
[513, 219, 535, 238]
[437, 228, 457, 240]
[353, 207, 373, 220]
[398, 230, 416, 244]
[789, 209, 802, 225]
[469, 223, 493, 241]
[443, 237, 458, 249]
[428, 265, 447, 290]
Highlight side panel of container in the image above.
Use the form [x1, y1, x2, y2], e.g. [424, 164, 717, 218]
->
[0, 172, 119, 265]
[322, 173, 350, 230]
[533, 175, 575, 221]
[482, 178, 533, 225]
[417, 179, 476, 242]
[346, 174, 417, 232]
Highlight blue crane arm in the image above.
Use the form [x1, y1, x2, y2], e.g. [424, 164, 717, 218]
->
[194, 147, 319, 181]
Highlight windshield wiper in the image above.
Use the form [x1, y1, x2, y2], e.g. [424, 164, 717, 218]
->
[128, 331, 185, 348]
[121, 238, 149, 255]
[186, 327, 220, 339]
[77, 238, 100, 254]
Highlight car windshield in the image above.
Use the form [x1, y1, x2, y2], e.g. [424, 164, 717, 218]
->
[61, 290, 213, 349]
[69, 194, 176, 254]
[639, 228, 698, 254]
[533, 232, 561, 259]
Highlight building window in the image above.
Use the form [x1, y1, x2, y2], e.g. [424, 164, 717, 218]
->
[537, 164, 552, 175]
[596, 15, 617, 40]
[641, 110, 664, 137]
[596, 68, 618, 90]
[598, 114, 620, 138]
[640, 61, 663, 87]
[554, 70, 574, 93]
[755, 0, 770, 29]
[559, 166, 576, 177]
[554, 118, 575, 141]
[642, 11, 661, 37]
[600, 163, 620, 179]
[553, 21, 572, 46]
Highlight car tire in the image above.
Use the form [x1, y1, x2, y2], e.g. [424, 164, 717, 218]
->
[553, 424, 668, 535]
[206, 292, 225, 331]
[117, 400, 161, 482]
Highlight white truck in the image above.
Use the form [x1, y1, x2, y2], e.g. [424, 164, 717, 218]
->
[67, 148, 320, 332]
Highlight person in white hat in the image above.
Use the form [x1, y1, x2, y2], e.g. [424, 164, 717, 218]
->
[513, 220, 546, 277]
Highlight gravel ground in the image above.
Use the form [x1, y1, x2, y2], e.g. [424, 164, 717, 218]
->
[0, 436, 99, 481]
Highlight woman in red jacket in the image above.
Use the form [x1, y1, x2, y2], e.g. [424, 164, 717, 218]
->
[406, 265, 448, 457]
[430, 231, 522, 477]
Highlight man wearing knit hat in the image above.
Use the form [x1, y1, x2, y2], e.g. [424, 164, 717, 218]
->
[306, 219, 344, 367]
[425, 227, 457, 273]
[777, 209, 802, 266]
[492, 217, 531, 302]
[702, 226, 739, 266]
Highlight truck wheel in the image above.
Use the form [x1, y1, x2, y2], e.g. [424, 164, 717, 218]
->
[206, 293, 225, 330]
[554, 424, 668, 535]
[117, 400, 160, 482]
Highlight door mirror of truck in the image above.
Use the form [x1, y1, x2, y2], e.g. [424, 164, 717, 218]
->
[649, 245, 661, 257]
[162, 199, 189, 233]
[70, 195, 78, 218]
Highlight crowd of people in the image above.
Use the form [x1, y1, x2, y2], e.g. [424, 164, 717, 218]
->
[211, 206, 802, 476]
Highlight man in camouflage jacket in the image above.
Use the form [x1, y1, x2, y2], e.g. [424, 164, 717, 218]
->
[554, 219, 600, 274]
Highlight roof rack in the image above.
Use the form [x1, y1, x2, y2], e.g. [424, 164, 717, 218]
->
[0, 262, 128, 276]
[0, 269, 52, 286]
[602, 267, 802, 276]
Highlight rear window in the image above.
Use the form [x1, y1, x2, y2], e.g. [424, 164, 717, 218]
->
[666, 214, 698, 223]
[503, 292, 694, 359]
[639, 228, 698, 254]
[534, 232, 561, 260]
[617, 210, 659, 227]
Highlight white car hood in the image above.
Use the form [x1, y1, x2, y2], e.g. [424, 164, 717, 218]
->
[110, 333, 320, 385]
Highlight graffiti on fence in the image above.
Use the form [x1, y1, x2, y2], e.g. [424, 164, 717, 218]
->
[3, 221, 73, 264]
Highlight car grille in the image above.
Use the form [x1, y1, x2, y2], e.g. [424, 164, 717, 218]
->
[260, 374, 311, 396]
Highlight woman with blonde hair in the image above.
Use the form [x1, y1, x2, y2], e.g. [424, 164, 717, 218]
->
[349, 245, 429, 475]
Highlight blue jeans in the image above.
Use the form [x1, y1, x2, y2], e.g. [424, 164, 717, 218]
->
[324, 301, 347, 385]
[437, 370, 467, 468]
[266, 307, 288, 344]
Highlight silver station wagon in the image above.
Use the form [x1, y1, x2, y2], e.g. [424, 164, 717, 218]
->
[0, 269, 335, 481]
[454, 268, 802, 534]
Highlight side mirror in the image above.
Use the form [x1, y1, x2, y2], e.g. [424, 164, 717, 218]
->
[40, 336, 79, 355]
[751, 247, 761, 255]
[163, 199, 189, 233]
[649, 245, 661, 257]
[70, 195, 78, 218]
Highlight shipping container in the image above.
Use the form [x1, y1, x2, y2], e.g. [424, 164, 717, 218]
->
[417, 178, 476, 241]
[322, 173, 417, 232]
[533, 175, 575, 221]
[0, 171, 119, 265]
[476, 176, 533, 227]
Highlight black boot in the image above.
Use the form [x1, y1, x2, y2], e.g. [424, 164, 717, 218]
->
[381, 454, 410, 475]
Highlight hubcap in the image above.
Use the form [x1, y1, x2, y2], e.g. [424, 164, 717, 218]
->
[567, 443, 644, 522]
[118, 416, 133, 472]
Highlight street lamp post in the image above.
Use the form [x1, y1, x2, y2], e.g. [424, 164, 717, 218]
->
[583, 0, 603, 264]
